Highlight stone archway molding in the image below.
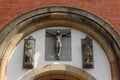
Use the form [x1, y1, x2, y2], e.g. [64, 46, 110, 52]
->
[20, 64, 96, 80]
[0, 6, 119, 80]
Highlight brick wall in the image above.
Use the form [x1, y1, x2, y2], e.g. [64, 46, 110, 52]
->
[0, 0, 120, 35]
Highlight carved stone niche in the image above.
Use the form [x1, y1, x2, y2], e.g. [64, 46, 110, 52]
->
[81, 36, 94, 69]
[45, 29, 71, 61]
[23, 36, 35, 69]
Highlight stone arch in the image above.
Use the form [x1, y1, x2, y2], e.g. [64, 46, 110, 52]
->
[0, 6, 119, 80]
[20, 64, 96, 80]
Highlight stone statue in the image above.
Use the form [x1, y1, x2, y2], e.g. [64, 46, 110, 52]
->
[82, 36, 94, 68]
[23, 36, 35, 69]
[46, 29, 70, 60]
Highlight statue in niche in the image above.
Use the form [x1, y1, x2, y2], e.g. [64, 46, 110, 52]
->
[46, 29, 71, 60]
[23, 36, 35, 69]
[82, 36, 94, 68]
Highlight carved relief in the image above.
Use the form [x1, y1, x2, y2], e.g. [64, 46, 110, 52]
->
[82, 36, 94, 68]
[23, 36, 35, 69]
[45, 29, 71, 61]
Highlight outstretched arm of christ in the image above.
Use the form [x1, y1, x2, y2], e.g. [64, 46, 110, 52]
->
[62, 32, 71, 37]
[46, 31, 55, 37]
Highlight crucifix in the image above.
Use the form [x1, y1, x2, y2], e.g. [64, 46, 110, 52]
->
[46, 29, 71, 60]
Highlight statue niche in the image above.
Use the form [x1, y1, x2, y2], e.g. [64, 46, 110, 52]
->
[45, 29, 71, 61]
[23, 36, 35, 69]
[81, 36, 94, 69]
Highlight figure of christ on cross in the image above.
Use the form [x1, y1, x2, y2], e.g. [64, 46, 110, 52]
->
[46, 29, 71, 60]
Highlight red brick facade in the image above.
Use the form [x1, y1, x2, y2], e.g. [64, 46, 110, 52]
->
[0, 0, 120, 35]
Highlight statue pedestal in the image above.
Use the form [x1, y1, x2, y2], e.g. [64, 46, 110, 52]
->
[83, 62, 94, 69]
[23, 62, 33, 69]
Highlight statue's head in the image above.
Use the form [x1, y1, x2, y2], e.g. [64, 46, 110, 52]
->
[28, 36, 33, 40]
[56, 29, 61, 34]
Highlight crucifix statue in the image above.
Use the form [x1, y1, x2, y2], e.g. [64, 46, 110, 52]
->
[46, 29, 70, 60]
[82, 36, 94, 68]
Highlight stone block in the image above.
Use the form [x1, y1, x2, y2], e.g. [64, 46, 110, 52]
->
[49, 6, 68, 12]
[88, 75, 96, 80]
[68, 8, 88, 17]
[87, 13, 105, 26]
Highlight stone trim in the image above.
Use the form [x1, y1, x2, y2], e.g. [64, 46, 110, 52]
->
[0, 6, 119, 80]
[20, 64, 96, 80]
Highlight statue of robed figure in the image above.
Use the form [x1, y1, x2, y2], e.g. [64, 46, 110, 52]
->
[46, 29, 71, 60]
[23, 36, 35, 69]
[82, 36, 94, 68]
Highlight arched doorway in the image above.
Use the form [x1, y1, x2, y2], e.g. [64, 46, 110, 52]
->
[0, 6, 119, 80]
[20, 64, 96, 80]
